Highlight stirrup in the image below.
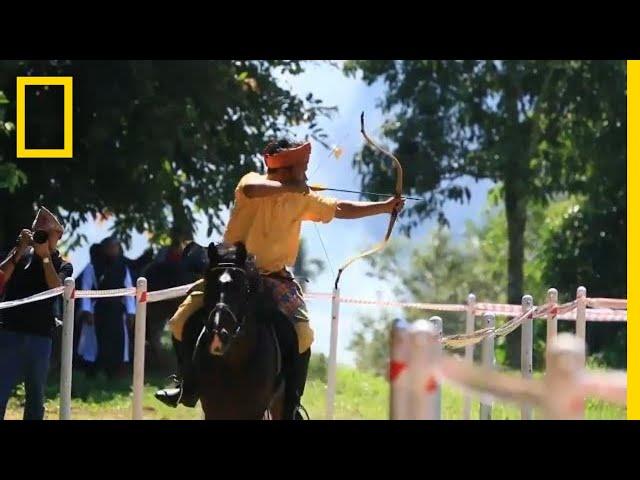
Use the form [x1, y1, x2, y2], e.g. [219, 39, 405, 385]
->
[158, 374, 182, 390]
[154, 386, 182, 408]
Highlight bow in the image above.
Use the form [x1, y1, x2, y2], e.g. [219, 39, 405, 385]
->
[333, 112, 403, 290]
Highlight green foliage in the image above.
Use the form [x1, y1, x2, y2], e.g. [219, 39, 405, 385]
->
[350, 194, 625, 373]
[348, 311, 395, 378]
[0, 90, 26, 193]
[308, 352, 328, 381]
[344, 60, 625, 230]
[0, 60, 337, 249]
[343, 60, 626, 366]
[539, 108, 626, 367]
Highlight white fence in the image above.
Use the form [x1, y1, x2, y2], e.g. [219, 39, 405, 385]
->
[0, 276, 196, 420]
[390, 318, 626, 419]
[0, 279, 627, 420]
[386, 288, 627, 420]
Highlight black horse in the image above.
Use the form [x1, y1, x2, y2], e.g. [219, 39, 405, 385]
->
[181, 242, 287, 420]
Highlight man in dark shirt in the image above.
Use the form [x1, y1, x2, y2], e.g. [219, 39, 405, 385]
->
[0, 207, 73, 420]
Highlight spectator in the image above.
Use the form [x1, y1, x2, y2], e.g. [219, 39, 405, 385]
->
[0, 207, 73, 420]
[75, 243, 103, 374]
[77, 236, 135, 378]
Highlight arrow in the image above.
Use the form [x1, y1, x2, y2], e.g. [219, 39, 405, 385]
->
[310, 185, 422, 201]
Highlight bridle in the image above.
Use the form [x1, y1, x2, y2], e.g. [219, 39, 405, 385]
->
[203, 262, 251, 341]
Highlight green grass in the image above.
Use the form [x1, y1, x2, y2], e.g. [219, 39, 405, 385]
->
[5, 369, 203, 420]
[302, 365, 625, 420]
[4, 355, 625, 420]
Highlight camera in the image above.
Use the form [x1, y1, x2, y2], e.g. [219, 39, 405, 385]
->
[32, 230, 49, 244]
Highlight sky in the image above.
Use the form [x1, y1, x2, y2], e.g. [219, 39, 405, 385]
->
[65, 61, 494, 366]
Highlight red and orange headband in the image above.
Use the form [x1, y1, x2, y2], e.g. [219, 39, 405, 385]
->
[263, 142, 311, 169]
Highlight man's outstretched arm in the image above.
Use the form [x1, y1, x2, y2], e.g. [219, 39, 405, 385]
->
[334, 197, 404, 220]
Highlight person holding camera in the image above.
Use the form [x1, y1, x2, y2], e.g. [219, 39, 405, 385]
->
[0, 207, 73, 420]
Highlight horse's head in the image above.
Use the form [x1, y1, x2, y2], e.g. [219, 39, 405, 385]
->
[195, 242, 260, 358]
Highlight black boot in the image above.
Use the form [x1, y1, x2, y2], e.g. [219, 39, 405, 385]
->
[284, 348, 311, 420]
[154, 337, 198, 408]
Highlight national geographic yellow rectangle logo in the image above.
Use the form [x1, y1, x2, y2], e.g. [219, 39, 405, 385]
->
[16, 76, 73, 158]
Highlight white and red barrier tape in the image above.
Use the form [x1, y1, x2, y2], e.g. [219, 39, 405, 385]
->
[75, 287, 136, 299]
[304, 292, 466, 312]
[0, 286, 65, 310]
[587, 298, 627, 310]
[146, 282, 198, 303]
[0, 282, 196, 310]
[558, 308, 627, 322]
[304, 293, 627, 322]
[1, 283, 627, 324]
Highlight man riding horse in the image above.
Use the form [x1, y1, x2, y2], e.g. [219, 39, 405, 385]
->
[155, 139, 404, 419]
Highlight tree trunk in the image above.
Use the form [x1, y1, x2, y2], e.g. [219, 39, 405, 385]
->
[171, 193, 193, 243]
[504, 178, 527, 368]
[168, 144, 194, 244]
[501, 64, 530, 369]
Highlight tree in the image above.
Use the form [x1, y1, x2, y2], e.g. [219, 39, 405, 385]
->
[0, 90, 25, 192]
[0, 60, 335, 252]
[344, 60, 626, 366]
[541, 201, 626, 368]
[348, 195, 618, 375]
[538, 93, 626, 367]
[348, 310, 396, 378]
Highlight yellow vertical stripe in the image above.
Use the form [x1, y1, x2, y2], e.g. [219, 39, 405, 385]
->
[628, 60, 639, 419]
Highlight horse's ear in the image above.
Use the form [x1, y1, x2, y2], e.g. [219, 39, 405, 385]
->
[208, 242, 219, 265]
[234, 242, 247, 266]
[184, 242, 207, 273]
[182, 241, 197, 258]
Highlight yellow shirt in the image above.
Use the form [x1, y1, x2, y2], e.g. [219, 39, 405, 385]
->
[223, 172, 338, 274]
